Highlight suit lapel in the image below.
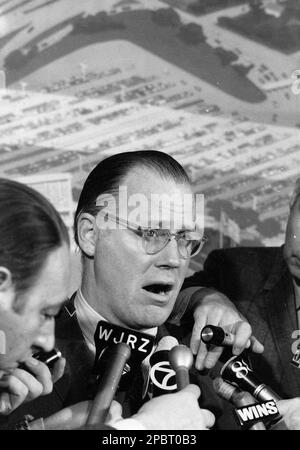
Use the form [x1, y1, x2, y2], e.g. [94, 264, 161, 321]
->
[54, 295, 97, 404]
[263, 251, 300, 397]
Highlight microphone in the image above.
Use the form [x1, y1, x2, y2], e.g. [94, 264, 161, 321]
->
[149, 336, 179, 397]
[201, 325, 234, 346]
[213, 377, 266, 430]
[169, 345, 194, 390]
[19, 348, 62, 374]
[93, 321, 155, 378]
[86, 342, 131, 426]
[220, 352, 281, 402]
[33, 348, 62, 369]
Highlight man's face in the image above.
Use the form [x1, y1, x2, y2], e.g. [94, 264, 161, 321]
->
[86, 168, 197, 330]
[0, 244, 70, 376]
[284, 196, 300, 283]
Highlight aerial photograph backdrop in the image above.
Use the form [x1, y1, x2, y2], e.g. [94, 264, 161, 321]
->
[1, 0, 300, 280]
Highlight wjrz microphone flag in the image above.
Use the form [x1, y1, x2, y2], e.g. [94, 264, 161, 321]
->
[93, 321, 155, 381]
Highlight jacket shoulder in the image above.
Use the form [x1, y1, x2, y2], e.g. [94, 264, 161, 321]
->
[207, 246, 281, 269]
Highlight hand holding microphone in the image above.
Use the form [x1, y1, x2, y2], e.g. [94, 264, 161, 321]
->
[201, 324, 263, 353]
[189, 290, 264, 371]
[201, 325, 235, 347]
[30, 337, 215, 430]
[0, 349, 65, 415]
[213, 377, 267, 430]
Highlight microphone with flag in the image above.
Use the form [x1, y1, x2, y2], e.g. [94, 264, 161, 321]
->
[213, 376, 267, 430]
[88, 321, 156, 425]
[220, 352, 281, 403]
[93, 320, 155, 378]
[149, 336, 179, 397]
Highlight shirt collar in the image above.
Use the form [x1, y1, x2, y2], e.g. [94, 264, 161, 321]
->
[74, 289, 158, 353]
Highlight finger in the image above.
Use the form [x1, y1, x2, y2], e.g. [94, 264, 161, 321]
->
[276, 399, 289, 416]
[43, 401, 92, 430]
[190, 315, 207, 355]
[106, 400, 123, 425]
[29, 417, 46, 430]
[250, 336, 264, 354]
[23, 357, 53, 395]
[201, 408, 215, 429]
[182, 384, 201, 400]
[0, 391, 12, 415]
[12, 368, 43, 402]
[0, 375, 29, 414]
[51, 357, 66, 384]
[231, 321, 252, 355]
[203, 345, 223, 370]
[194, 310, 224, 370]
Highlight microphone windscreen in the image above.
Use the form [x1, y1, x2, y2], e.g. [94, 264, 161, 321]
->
[155, 335, 179, 352]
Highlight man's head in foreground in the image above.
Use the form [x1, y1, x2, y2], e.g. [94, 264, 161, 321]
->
[74, 150, 205, 330]
[284, 177, 300, 284]
[0, 179, 70, 377]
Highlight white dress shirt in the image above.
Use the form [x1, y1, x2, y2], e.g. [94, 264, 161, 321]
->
[73, 289, 158, 429]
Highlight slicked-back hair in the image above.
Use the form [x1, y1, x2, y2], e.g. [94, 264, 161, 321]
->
[0, 178, 69, 295]
[74, 150, 190, 246]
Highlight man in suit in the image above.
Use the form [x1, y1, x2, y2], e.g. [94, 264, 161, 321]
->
[0, 179, 70, 423]
[7, 150, 231, 430]
[7, 150, 260, 430]
[0, 174, 213, 431]
[179, 177, 300, 402]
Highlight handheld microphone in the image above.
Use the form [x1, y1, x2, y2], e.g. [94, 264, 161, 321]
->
[201, 325, 234, 346]
[220, 352, 281, 402]
[19, 348, 62, 374]
[149, 336, 178, 397]
[86, 342, 131, 426]
[169, 345, 194, 390]
[33, 348, 62, 369]
[213, 377, 266, 430]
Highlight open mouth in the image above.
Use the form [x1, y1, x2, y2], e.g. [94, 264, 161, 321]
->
[143, 283, 173, 296]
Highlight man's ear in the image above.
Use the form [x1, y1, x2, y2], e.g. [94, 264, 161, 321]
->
[76, 213, 98, 257]
[0, 267, 14, 310]
[0, 267, 12, 292]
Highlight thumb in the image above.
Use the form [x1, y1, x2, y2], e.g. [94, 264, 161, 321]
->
[106, 400, 123, 425]
[41, 400, 92, 429]
[276, 399, 291, 416]
[181, 384, 201, 400]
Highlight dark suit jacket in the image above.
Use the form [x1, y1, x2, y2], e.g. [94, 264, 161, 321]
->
[182, 246, 300, 400]
[2, 295, 234, 429]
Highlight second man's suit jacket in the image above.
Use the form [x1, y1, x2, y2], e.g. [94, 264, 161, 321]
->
[182, 246, 300, 399]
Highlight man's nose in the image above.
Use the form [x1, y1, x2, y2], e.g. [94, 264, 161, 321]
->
[156, 237, 181, 268]
[33, 320, 55, 353]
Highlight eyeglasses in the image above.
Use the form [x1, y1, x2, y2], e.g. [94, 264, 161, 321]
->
[96, 211, 207, 259]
